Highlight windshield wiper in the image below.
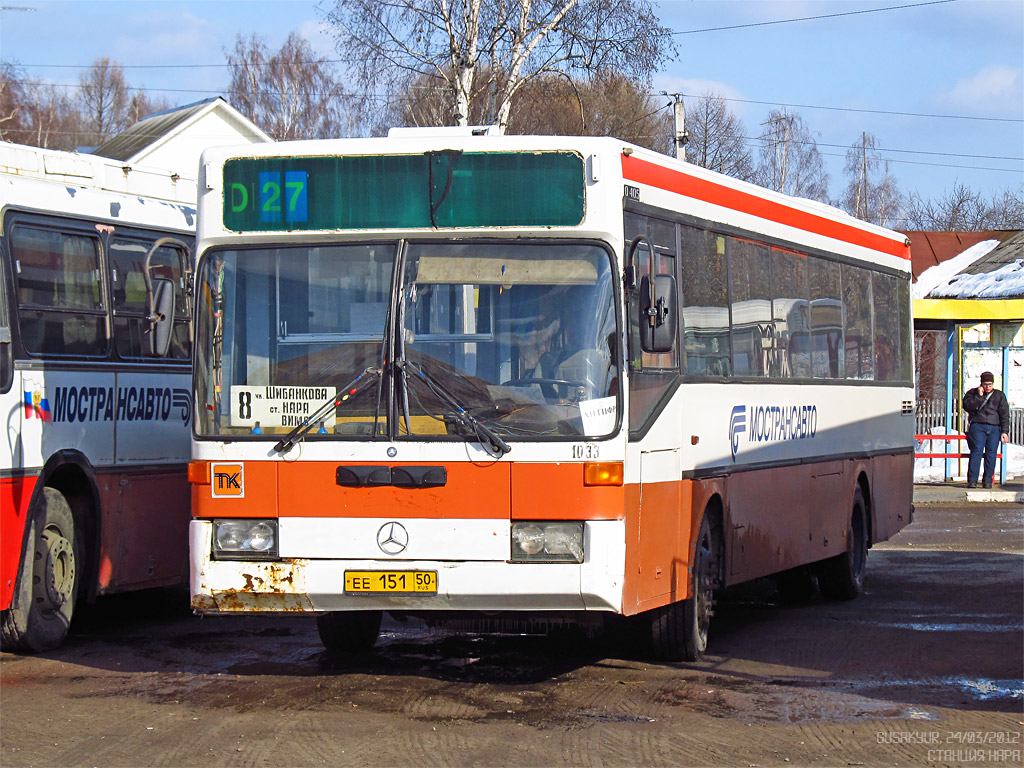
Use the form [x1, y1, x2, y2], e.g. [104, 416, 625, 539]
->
[397, 360, 510, 457]
[273, 367, 382, 454]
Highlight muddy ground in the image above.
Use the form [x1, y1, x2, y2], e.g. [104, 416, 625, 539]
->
[1, 502, 1022, 768]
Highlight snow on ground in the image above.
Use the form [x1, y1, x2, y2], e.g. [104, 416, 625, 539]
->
[912, 239, 1000, 299]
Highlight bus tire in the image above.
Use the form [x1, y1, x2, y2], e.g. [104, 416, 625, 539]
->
[650, 514, 717, 661]
[0, 488, 78, 653]
[818, 487, 868, 601]
[316, 610, 382, 653]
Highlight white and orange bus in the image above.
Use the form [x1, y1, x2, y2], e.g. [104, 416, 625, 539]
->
[188, 132, 914, 660]
[0, 141, 195, 651]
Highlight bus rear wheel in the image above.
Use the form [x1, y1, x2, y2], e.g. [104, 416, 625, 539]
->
[316, 610, 382, 653]
[650, 514, 717, 661]
[1, 488, 78, 653]
[818, 487, 868, 600]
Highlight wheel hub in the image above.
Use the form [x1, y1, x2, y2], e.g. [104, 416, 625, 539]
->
[40, 529, 75, 609]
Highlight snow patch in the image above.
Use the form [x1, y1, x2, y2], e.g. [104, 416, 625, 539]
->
[912, 239, 1000, 299]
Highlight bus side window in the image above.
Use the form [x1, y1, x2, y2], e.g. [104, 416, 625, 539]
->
[809, 256, 843, 379]
[770, 247, 809, 379]
[842, 263, 874, 379]
[681, 227, 730, 377]
[12, 225, 107, 357]
[728, 237, 771, 378]
[110, 238, 191, 359]
[872, 272, 902, 381]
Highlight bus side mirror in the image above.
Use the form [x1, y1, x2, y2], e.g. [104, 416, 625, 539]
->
[147, 278, 176, 357]
[639, 274, 676, 354]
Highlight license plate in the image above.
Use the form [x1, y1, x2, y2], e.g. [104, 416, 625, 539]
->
[344, 570, 438, 594]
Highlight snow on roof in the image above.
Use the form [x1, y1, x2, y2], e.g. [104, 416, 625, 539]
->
[912, 239, 1000, 299]
[927, 257, 1024, 299]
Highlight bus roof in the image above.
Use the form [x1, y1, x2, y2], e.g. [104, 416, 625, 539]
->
[0, 140, 197, 206]
[197, 134, 909, 271]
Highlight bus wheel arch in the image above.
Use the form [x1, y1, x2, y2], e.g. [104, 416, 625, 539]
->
[649, 497, 723, 662]
[0, 453, 99, 652]
[1, 487, 78, 651]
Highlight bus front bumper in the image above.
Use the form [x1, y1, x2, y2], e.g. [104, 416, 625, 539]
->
[189, 520, 625, 614]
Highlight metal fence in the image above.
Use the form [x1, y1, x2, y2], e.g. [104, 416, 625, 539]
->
[915, 399, 1024, 444]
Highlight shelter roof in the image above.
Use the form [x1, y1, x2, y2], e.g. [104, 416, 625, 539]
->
[902, 230, 1016, 281]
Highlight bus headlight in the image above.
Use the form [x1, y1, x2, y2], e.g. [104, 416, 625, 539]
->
[511, 522, 584, 563]
[212, 519, 279, 560]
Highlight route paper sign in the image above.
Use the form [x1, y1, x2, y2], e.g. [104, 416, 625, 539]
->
[230, 386, 337, 429]
[578, 396, 616, 436]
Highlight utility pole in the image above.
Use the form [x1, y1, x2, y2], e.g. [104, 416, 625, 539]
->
[762, 113, 791, 195]
[663, 92, 688, 161]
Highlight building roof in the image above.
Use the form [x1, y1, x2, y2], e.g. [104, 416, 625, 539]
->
[902, 230, 1017, 281]
[92, 98, 221, 162]
[919, 230, 1024, 300]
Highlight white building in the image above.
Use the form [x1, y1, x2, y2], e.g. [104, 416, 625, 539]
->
[92, 97, 272, 182]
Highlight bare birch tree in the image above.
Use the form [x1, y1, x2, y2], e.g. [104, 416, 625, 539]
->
[754, 109, 828, 202]
[226, 32, 360, 140]
[78, 57, 130, 145]
[839, 132, 903, 228]
[321, 0, 674, 132]
[684, 91, 754, 182]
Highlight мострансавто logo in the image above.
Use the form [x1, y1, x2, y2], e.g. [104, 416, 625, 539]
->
[729, 404, 818, 461]
[23, 386, 192, 426]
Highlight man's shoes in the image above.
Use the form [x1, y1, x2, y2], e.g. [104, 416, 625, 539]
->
[983, 480, 993, 489]
[967, 482, 978, 488]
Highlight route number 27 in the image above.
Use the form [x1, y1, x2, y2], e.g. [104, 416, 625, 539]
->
[258, 170, 308, 224]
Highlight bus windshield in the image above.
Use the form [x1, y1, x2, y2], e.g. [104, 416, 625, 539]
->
[194, 241, 619, 441]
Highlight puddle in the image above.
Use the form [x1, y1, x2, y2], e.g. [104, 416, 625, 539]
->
[865, 677, 1024, 702]
[850, 615, 1024, 633]
[954, 678, 1024, 700]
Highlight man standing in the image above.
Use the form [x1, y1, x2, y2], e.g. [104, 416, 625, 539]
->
[962, 371, 1010, 488]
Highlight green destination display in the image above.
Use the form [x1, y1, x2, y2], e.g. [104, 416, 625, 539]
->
[222, 151, 585, 231]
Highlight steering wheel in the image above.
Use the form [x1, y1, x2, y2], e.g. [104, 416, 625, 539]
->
[502, 377, 587, 401]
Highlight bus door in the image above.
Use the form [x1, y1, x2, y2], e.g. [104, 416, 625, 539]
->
[108, 235, 193, 589]
[637, 447, 682, 604]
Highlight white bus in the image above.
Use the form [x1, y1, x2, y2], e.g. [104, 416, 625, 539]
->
[0, 142, 195, 651]
[188, 132, 913, 660]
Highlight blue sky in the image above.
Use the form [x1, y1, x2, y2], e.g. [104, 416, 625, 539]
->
[1, 0, 1021, 211]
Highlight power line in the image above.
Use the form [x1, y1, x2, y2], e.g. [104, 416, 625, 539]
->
[9, 0, 959, 69]
[669, 0, 957, 35]
[12, 76, 1020, 128]
[733, 135, 1023, 164]
[676, 92, 1022, 124]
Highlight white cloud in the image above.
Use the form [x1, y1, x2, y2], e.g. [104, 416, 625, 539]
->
[297, 19, 336, 58]
[939, 65, 1023, 116]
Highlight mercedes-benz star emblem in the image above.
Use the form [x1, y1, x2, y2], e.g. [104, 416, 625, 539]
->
[376, 522, 409, 555]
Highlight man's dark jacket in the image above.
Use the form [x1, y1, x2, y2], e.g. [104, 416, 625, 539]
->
[963, 387, 1010, 433]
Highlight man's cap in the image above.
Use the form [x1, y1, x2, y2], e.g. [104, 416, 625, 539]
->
[981, 371, 995, 383]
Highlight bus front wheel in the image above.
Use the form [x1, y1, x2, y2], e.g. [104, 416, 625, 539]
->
[818, 487, 868, 600]
[316, 610, 382, 653]
[1, 488, 78, 653]
[650, 514, 718, 661]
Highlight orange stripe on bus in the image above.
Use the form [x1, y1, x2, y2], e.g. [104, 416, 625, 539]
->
[621, 154, 910, 261]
